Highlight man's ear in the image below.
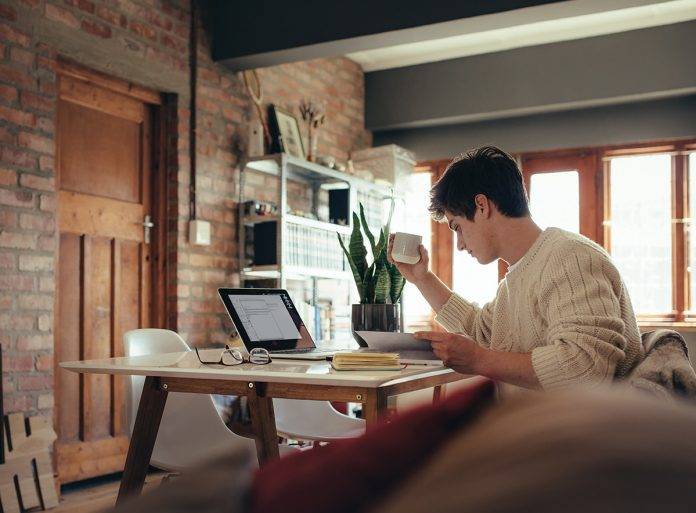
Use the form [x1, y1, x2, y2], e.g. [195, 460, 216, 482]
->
[474, 194, 492, 218]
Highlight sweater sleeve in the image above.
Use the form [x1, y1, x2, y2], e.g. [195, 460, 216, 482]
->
[532, 245, 628, 390]
[434, 292, 494, 348]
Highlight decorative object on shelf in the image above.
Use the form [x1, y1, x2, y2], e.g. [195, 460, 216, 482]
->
[0, 345, 58, 512]
[247, 121, 265, 157]
[351, 144, 416, 186]
[299, 99, 325, 162]
[243, 70, 271, 151]
[316, 155, 336, 169]
[268, 105, 305, 159]
[242, 200, 277, 217]
[337, 202, 405, 334]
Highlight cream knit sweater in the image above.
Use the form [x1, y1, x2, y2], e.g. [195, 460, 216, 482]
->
[435, 228, 644, 390]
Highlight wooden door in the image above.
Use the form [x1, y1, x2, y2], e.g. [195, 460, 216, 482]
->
[55, 71, 155, 483]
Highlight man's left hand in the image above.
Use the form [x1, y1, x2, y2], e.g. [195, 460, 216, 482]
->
[414, 331, 482, 374]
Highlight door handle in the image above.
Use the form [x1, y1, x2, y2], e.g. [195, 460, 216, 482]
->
[143, 214, 154, 244]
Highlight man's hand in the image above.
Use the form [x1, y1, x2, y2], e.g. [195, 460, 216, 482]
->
[414, 331, 483, 374]
[388, 233, 430, 284]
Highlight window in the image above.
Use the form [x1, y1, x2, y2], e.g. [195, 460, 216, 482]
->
[394, 171, 433, 331]
[529, 170, 580, 233]
[608, 154, 672, 314]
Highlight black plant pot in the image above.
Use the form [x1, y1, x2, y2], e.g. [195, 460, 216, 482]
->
[351, 304, 401, 347]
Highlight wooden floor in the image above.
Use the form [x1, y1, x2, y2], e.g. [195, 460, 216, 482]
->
[54, 472, 165, 513]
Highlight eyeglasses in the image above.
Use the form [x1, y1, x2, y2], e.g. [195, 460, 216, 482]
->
[194, 345, 272, 366]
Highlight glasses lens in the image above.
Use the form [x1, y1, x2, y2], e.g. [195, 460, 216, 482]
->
[221, 349, 244, 366]
[249, 348, 271, 365]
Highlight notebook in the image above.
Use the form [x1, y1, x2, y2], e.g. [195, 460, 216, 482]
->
[331, 352, 402, 371]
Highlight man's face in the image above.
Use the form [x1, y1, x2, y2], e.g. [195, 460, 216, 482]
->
[446, 208, 497, 265]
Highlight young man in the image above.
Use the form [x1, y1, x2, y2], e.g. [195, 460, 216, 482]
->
[388, 146, 643, 390]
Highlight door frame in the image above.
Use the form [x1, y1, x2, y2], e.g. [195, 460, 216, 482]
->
[53, 59, 171, 481]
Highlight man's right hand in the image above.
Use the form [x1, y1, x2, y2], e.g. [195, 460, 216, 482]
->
[387, 233, 430, 284]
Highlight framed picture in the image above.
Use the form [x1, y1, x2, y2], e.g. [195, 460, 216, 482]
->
[268, 105, 305, 159]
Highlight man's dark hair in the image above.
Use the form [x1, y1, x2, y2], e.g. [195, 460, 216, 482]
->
[429, 145, 530, 221]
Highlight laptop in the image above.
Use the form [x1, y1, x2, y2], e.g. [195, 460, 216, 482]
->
[218, 288, 340, 360]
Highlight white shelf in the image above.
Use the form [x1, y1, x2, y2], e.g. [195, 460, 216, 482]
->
[242, 265, 352, 281]
[243, 153, 394, 196]
[241, 213, 351, 234]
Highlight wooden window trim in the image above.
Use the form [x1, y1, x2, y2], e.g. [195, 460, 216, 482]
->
[421, 138, 696, 329]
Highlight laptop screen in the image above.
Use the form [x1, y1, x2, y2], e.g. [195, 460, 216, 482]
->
[218, 288, 316, 351]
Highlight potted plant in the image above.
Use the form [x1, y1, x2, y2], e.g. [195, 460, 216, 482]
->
[337, 203, 405, 339]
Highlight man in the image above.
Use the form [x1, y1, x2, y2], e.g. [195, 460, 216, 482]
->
[388, 146, 643, 390]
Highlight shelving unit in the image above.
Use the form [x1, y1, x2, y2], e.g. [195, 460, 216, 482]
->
[238, 153, 394, 343]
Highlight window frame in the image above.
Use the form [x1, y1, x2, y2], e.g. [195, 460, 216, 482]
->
[418, 138, 696, 330]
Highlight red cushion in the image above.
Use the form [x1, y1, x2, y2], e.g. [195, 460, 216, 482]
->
[250, 377, 496, 513]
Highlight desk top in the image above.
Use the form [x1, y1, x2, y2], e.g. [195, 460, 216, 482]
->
[60, 350, 458, 388]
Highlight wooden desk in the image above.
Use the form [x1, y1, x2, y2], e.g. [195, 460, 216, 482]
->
[60, 350, 466, 504]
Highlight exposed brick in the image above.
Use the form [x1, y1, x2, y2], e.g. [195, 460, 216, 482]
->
[0, 230, 36, 249]
[0, 146, 37, 169]
[45, 3, 80, 29]
[18, 375, 53, 391]
[0, 313, 34, 330]
[5, 395, 34, 413]
[0, 5, 17, 21]
[81, 19, 111, 39]
[38, 393, 53, 409]
[16, 334, 52, 351]
[18, 132, 53, 154]
[18, 254, 52, 272]
[18, 293, 53, 310]
[0, 251, 16, 269]
[96, 5, 126, 27]
[37, 117, 54, 134]
[3, 354, 34, 371]
[0, 168, 16, 186]
[0, 273, 34, 291]
[37, 235, 54, 251]
[39, 276, 53, 292]
[0, 105, 36, 128]
[0, 22, 30, 47]
[0, 83, 18, 103]
[20, 91, 53, 113]
[19, 212, 54, 231]
[64, 0, 95, 14]
[39, 194, 54, 211]
[39, 156, 53, 172]
[0, 123, 13, 143]
[0, 188, 34, 208]
[0, 210, 17, 228]
[10, 47, 33, 67]
[129, 20, 157, 41]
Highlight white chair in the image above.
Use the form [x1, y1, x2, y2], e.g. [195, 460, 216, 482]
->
[273, 399, 365, 441]
[124, 329, 292, 472]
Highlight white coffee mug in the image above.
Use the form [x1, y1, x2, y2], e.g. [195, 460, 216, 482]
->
[391, 232, 422, 264]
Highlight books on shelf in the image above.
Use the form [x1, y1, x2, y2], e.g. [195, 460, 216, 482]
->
[285, 223, 346, 272]
[331, 352, 402, 371]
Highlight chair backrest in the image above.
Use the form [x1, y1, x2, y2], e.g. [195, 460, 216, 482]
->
[123, 329, 254, 471]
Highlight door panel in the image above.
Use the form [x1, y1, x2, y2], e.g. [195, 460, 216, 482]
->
[55, 72, 154, 483]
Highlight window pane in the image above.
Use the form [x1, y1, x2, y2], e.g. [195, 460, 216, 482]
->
[452, 252, 499, 307]
[529, 171, 580, 233]
[393, 173, 433, 331]
[689, 153, 696, 310]
[610, 154, 672, 314]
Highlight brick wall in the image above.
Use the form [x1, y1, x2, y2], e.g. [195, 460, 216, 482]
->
[0, 0, 371, 416]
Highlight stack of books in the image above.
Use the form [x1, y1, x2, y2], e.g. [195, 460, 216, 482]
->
[286, 224, 345, 271]
[331, 352, 402, 371]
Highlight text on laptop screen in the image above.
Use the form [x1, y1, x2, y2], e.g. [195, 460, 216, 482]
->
[228, 294, 301, 342]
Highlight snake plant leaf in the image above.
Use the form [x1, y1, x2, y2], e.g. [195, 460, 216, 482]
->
[373, 264, 391, 304]
[359, 203, 377, 258]
[375, 228, 386, 260]
[388, 262, 406, 303]
[363, 262, 375, 304]
[337, 233, 365, 303]
[349, 212, 368, 280]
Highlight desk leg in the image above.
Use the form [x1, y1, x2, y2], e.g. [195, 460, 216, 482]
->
[363, 389, 388, 428]
[117, 376, 168, 504]
[248, 384, 280, 465]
